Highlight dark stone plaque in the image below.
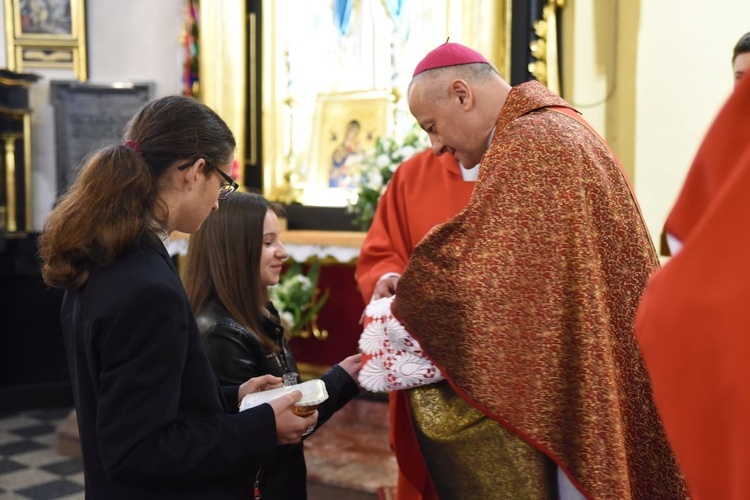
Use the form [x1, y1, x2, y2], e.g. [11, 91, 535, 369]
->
[50, 81, 154, 195]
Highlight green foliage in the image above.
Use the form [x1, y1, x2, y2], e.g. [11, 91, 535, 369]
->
[269, 259, 330, 333]
[346, 124, 430, 231]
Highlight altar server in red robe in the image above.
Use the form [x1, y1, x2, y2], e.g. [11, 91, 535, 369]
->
[636, 73, 750, 500]
[357, 148, 474, 499]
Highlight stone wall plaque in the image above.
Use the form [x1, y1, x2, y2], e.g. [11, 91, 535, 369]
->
[50, 81, 154, 195]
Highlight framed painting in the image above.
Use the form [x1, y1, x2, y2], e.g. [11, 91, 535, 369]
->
[3, 0, 88, 80]
[304, 89, 391, 206]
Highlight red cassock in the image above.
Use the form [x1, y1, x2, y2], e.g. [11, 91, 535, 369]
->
[356, 149, 474, 499]
[636, 74, 750, 500]
[356, 150, 474, 302]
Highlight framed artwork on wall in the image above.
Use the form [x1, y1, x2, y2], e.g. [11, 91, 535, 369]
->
[304, 89, 391, 206]
[3, 0, 88, 81]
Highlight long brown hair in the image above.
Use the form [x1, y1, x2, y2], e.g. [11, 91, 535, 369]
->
[38, 95, 235, 290]
[184, 192, 282, 352]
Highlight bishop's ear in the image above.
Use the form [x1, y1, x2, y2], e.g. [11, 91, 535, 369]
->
[451, 80, 471, 108]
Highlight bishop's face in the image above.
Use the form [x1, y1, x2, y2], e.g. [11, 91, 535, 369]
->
[408, 79, 489, 169]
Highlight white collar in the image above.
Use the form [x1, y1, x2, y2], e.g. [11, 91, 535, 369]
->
[455, 125, 495, 182]
[459, 162, 479, 181]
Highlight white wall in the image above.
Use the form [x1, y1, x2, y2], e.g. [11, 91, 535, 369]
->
[633, 1, 750, 242]
[563, 0, 613, 139]
[565, 0, 750, 246]
[0, 0, 185, 230]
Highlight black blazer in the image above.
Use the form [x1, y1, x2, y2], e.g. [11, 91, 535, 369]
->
[61, 233, 278, 499]
[197, 298, 360, 499]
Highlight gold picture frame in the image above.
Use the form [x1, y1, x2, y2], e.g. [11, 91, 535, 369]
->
[3, 0, 88, 81]
[304, 89, 391, 205]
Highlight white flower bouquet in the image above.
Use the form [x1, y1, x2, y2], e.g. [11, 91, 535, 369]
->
[269, 260, 329, 334]
[347, 124, 430, 231]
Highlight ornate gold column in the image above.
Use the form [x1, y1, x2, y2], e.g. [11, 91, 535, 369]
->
[3, 134, 18, 232]
[0, 71, 38, 235]
[529, 0, 567, 94]
[198, 0, 247, 186]
[23, 113, 31, 230]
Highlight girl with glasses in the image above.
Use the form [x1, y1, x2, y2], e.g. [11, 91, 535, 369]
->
[38, 95, 316, 499]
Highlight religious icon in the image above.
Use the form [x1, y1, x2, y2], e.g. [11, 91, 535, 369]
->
[328, 119, 363, 188]
[308, 90, 391, 201]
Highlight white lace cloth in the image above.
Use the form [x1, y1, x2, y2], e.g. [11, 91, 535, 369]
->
[357, 299, 584, 499]
[358, 299, 584, 499]
[358, 296, 444, 392]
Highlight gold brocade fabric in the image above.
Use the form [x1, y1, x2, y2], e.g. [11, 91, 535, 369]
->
[409, 382, 556, 499]
[393, 82, 688, 499]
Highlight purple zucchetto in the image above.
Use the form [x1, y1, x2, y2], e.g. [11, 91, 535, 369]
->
[412, 42, 490, 77]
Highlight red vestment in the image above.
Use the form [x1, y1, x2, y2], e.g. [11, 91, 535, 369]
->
[392, 81, 687, 499]
[356, 150, 474, 302]
[356, 149, 474, 499]
[635, 74, 750, 500]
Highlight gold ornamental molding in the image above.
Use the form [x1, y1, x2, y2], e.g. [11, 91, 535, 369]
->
[529, 0, 566, 94]
[3, 0, 88, 81]
[2, 132, 23, 232]
[198, 0, 247, 188]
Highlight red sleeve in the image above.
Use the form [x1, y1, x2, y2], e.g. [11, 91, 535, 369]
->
[356, 166, 413, 303]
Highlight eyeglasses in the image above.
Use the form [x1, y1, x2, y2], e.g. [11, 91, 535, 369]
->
[212, 166, 239, 199]
[177, 160, 239, 200]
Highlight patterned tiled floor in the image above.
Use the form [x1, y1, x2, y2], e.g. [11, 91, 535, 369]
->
[0, 399, 397, 500]
[0, 407, 84, 500]
[0, 399, 396, 500]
